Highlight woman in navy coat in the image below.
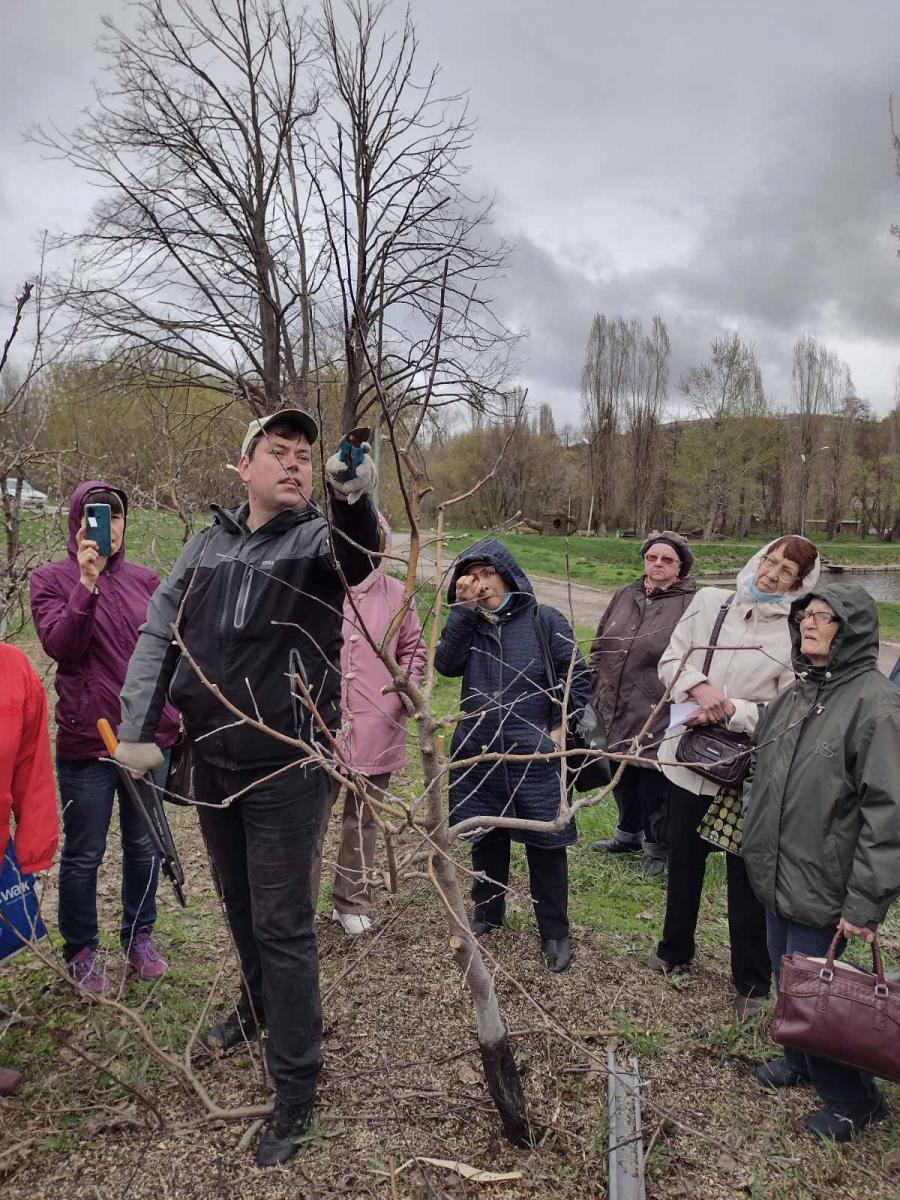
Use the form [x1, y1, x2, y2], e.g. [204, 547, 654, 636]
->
[436, 540, 592, 971]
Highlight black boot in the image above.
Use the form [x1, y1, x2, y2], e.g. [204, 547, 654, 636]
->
[806, 1096, 888, 1143]
[641, 841, 668, 877]
[470, 915, 502, 938]
[256, 1098, 314, 1166]
[201, 1006, 261, 1055]
[542, 936, 572, 973]
[755, 1057, 809, 1089]
[591, 837, 641, 854]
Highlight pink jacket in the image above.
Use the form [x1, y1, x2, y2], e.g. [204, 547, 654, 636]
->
[338, 537, 426, 776]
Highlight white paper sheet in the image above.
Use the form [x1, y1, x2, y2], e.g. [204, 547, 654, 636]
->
[666, 702, 701, 730]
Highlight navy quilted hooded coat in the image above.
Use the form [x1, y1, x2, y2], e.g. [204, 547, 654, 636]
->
[435, 540, 592, 849]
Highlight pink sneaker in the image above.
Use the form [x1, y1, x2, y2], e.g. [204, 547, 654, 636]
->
[126, 931, 168, 981]
[68, 947, 110, 995]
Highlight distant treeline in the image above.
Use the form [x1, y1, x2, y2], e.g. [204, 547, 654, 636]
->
[427, 319, 900, 543]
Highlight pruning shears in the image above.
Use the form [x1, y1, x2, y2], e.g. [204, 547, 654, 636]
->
[337, 426, 372, 482]
[97, 719, 187, 908]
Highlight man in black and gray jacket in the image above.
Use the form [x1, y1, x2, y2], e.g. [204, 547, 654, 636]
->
[116, 409, 379, 1166]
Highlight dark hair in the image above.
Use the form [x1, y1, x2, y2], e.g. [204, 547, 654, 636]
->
[81, 489, 124, 517]
[767, 535, 818, 590]
[246, 419, 309, 461]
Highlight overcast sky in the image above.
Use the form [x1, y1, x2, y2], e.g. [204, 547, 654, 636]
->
[3, 0, 900, 424]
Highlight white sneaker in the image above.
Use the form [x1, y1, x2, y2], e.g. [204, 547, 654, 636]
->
[331, 909, 372, 936]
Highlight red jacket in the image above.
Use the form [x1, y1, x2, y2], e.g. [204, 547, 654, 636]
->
[0, 644, 58, 873]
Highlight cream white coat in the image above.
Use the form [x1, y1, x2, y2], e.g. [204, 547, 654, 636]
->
[656, 541, 821, 796]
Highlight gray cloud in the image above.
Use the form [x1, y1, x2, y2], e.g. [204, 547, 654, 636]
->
[3, 0, 900, 422]
[483, 65, 900, 422]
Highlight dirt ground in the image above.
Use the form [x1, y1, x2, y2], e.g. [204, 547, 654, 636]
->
[2, 801, 899, 1200]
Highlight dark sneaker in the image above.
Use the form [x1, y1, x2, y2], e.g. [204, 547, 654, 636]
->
[126, 931, 168, 981]
[755, 1057, 809, 1089]
[68, 947, 110, 996]
[640, 856, 666, 878]
[255, 1099, 314, 1166]
[470, 918, 501, 938]
[542, 936, 572, 973]
[201, 1007, 261, 1055]
[0, 1066, 22, 1096]
[645, 950, 690, 975]
[733, 994, 766, 1022]
[591, 837, 641, 854]
[806, 1096, 889, 1143]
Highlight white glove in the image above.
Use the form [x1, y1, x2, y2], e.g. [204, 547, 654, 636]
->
[114, 741, 164, 777]
[324, 445, 377, 505]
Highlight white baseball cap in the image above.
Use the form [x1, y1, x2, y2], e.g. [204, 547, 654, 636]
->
[240, 408, 319, 457]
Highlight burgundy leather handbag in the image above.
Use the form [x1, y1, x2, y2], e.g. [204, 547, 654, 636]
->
[771, 932, 900, 1081]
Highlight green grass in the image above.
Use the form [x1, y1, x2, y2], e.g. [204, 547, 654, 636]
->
[444, 529, 900, 579]
[878, 604, 900, 640]
[12, 511, 900, 640]
[0, 881, 227, 1149]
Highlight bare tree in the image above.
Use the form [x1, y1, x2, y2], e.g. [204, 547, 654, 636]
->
[678, 331, 764, 541]
[851, 407, 900, 541]
[580, 314, 627, 535]
[623, 315, 669, 537]
[789, 333, 832, 536]
[823, 360, 862, 541]
[0, 268, 72, 638]
[121, 352, 244, 540]
[314, 0, 515, 433]
[35, 0, 323, 412]
[475, 391, 532, 526]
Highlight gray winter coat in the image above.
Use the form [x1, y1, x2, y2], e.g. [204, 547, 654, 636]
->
[590, 576, 696, 762]
[743, 582, 900, 930]
[435, 541, 592, 850]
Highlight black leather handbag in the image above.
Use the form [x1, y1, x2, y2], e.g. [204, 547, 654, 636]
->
[674, 596, 753, 789]
[532, 606, 611, 792]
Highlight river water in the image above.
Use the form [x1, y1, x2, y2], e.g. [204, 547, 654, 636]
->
[837, 571, 900, 602]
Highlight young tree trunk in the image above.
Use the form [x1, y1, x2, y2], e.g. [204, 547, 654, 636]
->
[417, 729, 533, 1147]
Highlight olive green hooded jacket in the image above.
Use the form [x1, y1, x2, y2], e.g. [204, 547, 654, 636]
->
[743, 581, 900, 931]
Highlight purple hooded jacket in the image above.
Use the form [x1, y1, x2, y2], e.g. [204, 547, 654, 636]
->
[29, 480, 180, 760]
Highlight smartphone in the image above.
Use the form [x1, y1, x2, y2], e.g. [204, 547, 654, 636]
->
[84, 503, 112, 557]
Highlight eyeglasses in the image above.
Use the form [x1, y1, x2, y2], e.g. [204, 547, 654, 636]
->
[793, 610, 838, 627]
[759, 554, 800, 586]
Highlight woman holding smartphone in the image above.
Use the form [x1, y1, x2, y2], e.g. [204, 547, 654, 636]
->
[30, 481, 180, 994]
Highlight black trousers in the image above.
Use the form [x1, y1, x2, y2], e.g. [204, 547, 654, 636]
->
[471, 828, 569, 940]
[613, 764, 670, 851]
[194, 757, 331, 1105]
[656, 783, 770, 998]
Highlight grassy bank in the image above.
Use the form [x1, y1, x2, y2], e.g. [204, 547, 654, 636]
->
[439, 530, 900, 642]
[11, 510, 900, 642]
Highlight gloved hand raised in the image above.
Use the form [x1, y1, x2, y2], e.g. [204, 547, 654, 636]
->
[324, 437, 377, 505]
[114, 741, 165, 777]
